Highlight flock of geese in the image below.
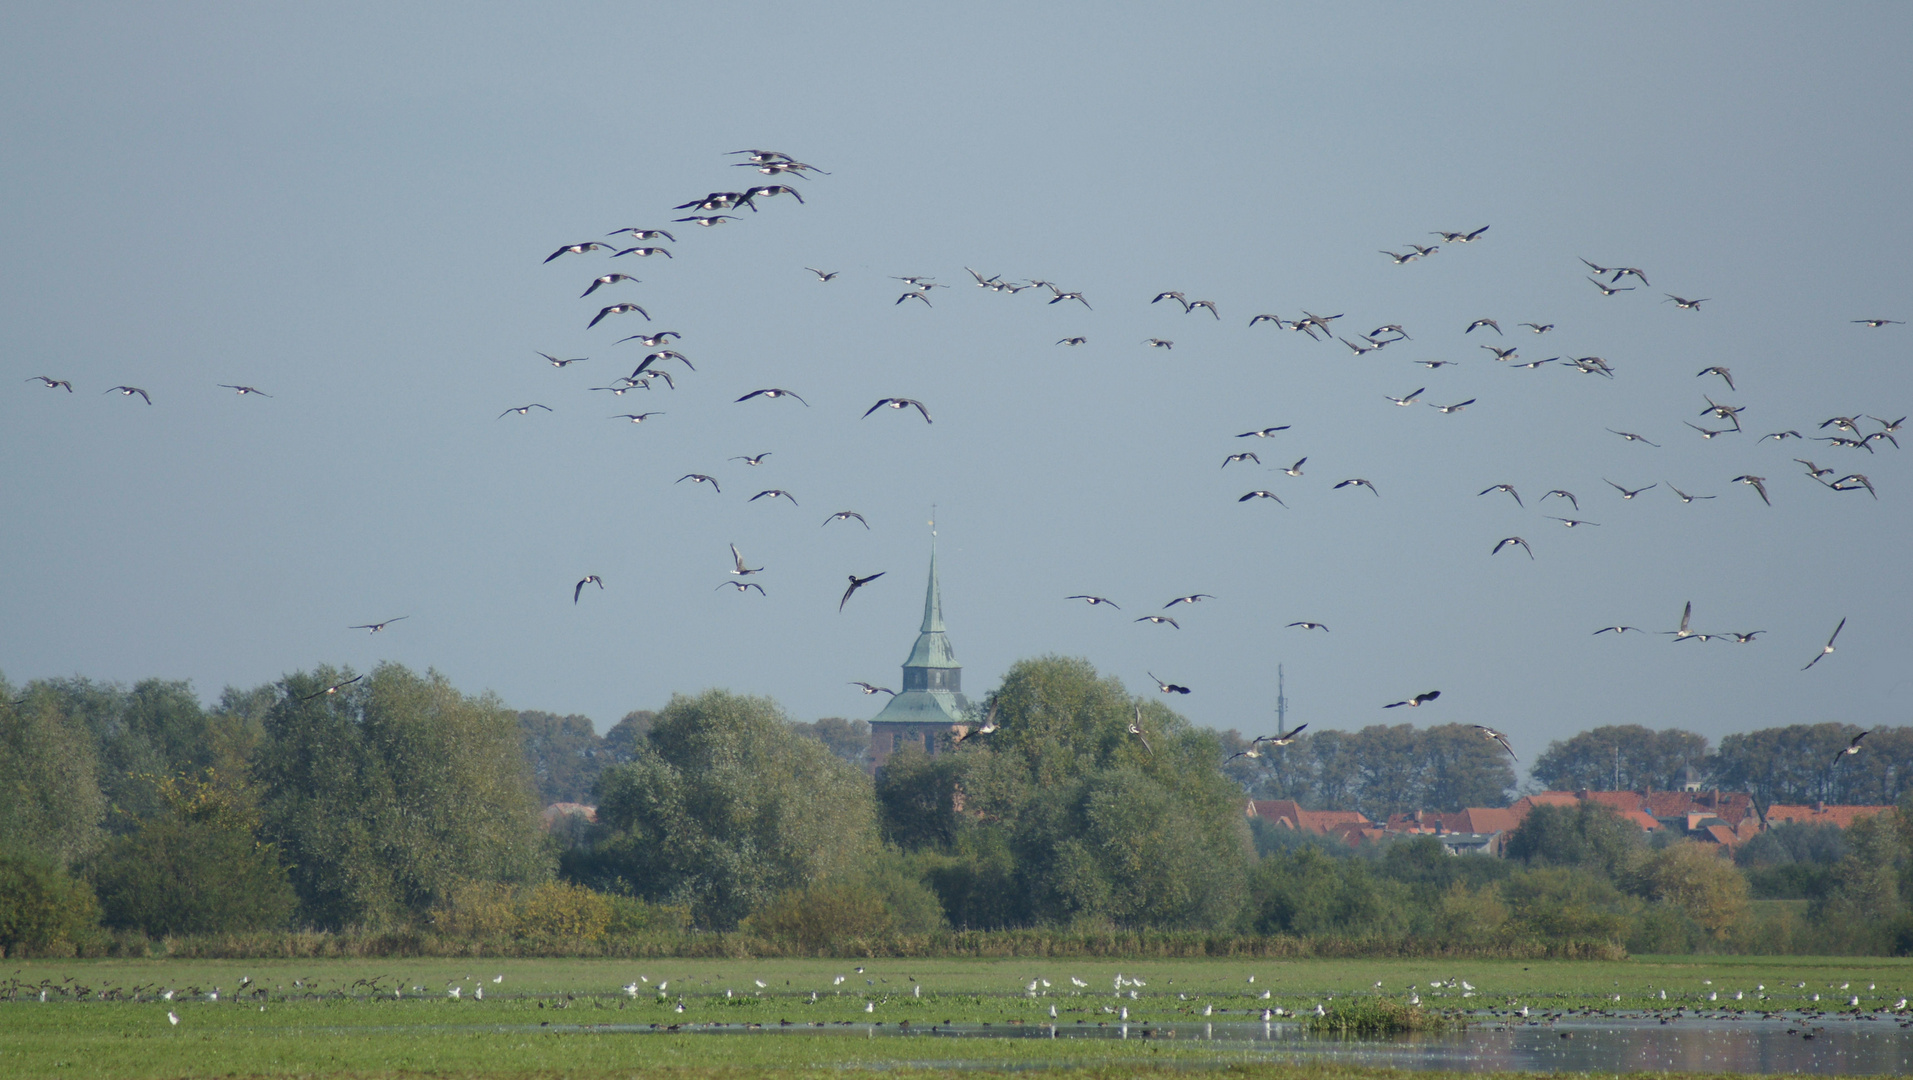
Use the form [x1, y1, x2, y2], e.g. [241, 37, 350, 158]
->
[23, 145, 1900, 778]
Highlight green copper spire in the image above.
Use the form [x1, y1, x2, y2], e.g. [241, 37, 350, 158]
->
[920, 538, 945, 634]
[871, 532, 968, 726]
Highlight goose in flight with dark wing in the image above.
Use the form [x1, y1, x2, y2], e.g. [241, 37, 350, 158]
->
[677, 473, 721, 492]
[1479, 484, 1522, 507]
[1803, 617, 1846, 670]
[1334, 478, 1379, 495]
[1238, 490, 1287, 505]
[1492, 537, 1533, 559]
[719, 581, 766, 595]
[1731, 475, 1771, 506]
[749, 489, 798, 505]
[1222, 452, 1260, 468]
[574, 576, 603, 603]
[106, 386, 152, 404]
[1475, 725, 1517, 760]
[27, 376, 73, 391]
[1384, 690, 1440, 709]
[729, 544, 762, 576]
[350, 616, 408, 633]
[1128, 706, 1153, 754]
[545, 242, 616, 262]
[1134, 615, 1180, 628]
[840, 572, 885, 612]
[1607, 429, 1660, 447]
[299, 674, 364, 702]
[1287, 621, 1329, 632]
[1237, 425, 1291, 438]
[823, 511, 869, 529]
[589, 302, 648, 328]
[498, 403, 552, 418]
[1148, 673, 1191, 695]
[1606, 480, 1656, 500]
[736, 388, 809, 405]
[1830, 729, 1869, 767]
[1853, 319, 1903, 327]
[1541, 489, 1579, 511]
[607, 227, 674, 242]
[1067, 595, 1120, 608]
[864, 398, 932, 423]
[1163, 594, 1214, 608]
[218, 384, 272, 396]
[581, 273, 639, 298]
[850, 682, 896, 696]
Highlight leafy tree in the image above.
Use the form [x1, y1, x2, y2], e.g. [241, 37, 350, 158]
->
[0, 849, 98, 955]
[873, 743, 964, 851]
[1418, 724, 1517, 812]
[1629, 842, 1749, 939]
[40, 677, 213, 829]
[601, 710, 655, 763]
[257, 664, 549, 928]
[791, 717, 870, 768]
[1246, 847, 1408, 937]
[91, 770, 295, 936]
[1530, 725, 1709, 793]
[943, 657, 1251, 930]
[1500, 866, 1635, 945]
[0, 677, 106, 869]
[1710, 723, 1870, 807]
[573, 689, 877, 929]
[517, 711, 606, 804]
[1504, 802, 1644, 879]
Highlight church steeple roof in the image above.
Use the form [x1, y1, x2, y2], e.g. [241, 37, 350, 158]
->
[871, 533, 968, 725]
[904, 539, 958, 669]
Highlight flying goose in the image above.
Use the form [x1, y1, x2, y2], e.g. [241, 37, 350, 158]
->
[588, 302, 648, 328]
[27, 376, 72, 391]
[350, 617, 408, 633]
[106, 386, 152, 404]
[574, 576, 603, 603]
[840, 572, 885, 611]
[1384, 690, 1440, 709]
[1803, 617, 1846, 670]
[863, 398, 932, 422]
[823, 511, 869, 529]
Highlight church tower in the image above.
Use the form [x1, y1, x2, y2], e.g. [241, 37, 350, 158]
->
[866, 538, 970, 770]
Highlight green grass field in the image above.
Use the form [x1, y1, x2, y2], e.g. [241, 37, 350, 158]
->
[3, 955, 1908, 1079]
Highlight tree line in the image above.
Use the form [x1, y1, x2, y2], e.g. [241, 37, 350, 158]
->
[3, 659, 1910, 958]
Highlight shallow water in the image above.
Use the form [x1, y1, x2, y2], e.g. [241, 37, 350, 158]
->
[531, 1013, 1913, 1074]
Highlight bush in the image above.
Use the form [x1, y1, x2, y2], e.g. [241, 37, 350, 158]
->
[0, 849, 99, 957]
[90, 772, 297, 937]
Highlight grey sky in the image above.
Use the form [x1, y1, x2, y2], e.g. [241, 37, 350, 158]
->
[3, 3, 1908, 776]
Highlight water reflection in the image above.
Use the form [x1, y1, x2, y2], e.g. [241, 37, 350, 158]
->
[577, 1014, 1913, 1075]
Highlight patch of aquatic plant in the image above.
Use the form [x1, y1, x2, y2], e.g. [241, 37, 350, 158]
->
[1308, 997, 1459, 1035]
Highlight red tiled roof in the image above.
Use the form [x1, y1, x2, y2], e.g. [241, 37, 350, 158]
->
[1246, 800, 1372, 834]
[1764, 804, 1892, 830]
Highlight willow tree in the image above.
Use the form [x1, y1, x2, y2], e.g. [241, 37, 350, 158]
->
[0, 675, 106, 869]
[257, 664, 548, 928]
[576, 689, 877, 929]
[912, 656, 1252, 931]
